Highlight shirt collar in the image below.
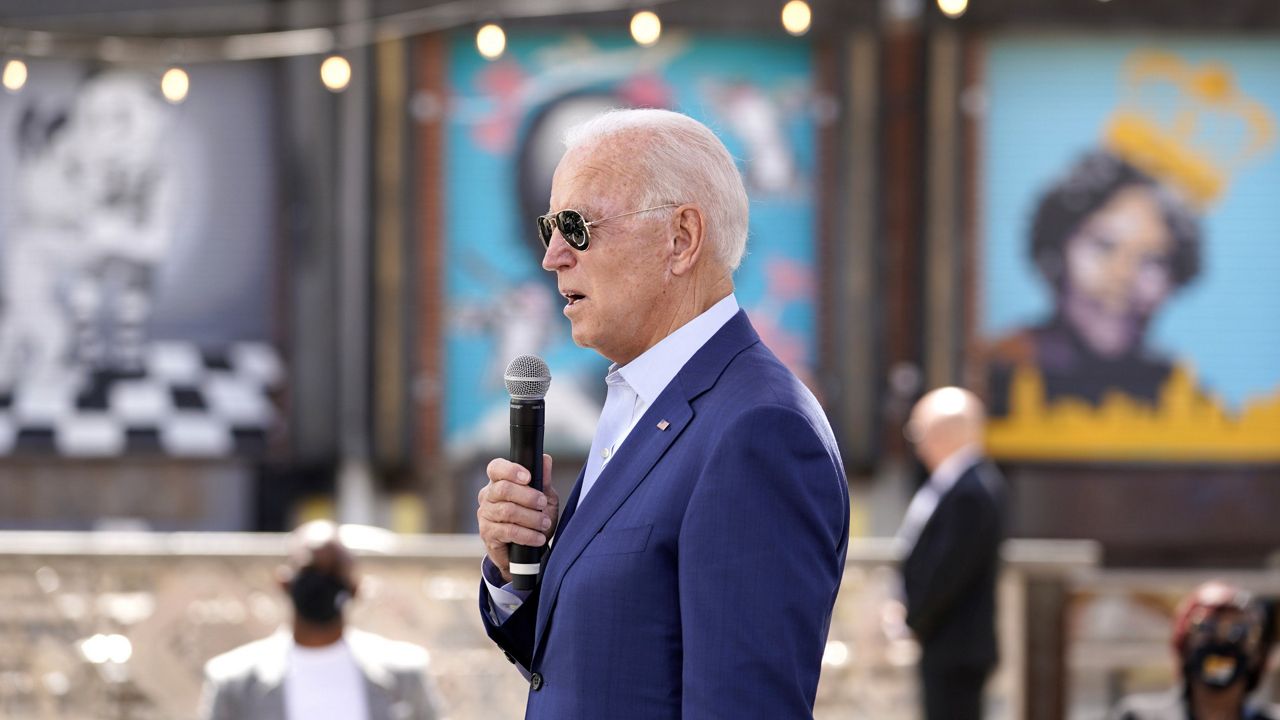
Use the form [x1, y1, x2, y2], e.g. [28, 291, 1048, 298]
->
[928, 443, 983, 495]
[611, 294, 739, 405]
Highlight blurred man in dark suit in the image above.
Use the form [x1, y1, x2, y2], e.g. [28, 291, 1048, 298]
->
[899, 387, 1008, 720]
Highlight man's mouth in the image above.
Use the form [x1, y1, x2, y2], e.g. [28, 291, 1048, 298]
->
[562, 291, 587, 306]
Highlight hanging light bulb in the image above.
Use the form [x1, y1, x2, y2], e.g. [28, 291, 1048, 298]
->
[781, 1, 812, 36]
[2, 58, 27, 92]
[320, 55, 351, 92]
[938, 0, 968, 18]
[161, 67, 189, 104]
[630, 11, 662, 47]
[476, 23, 506, 60]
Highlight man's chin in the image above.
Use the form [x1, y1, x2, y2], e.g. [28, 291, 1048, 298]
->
[1080, 324, 1141, 359]
[568, 324, 593, 350]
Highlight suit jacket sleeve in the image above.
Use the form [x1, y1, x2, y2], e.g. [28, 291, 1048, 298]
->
[903, 476, 1000, 642]
[678, 403, 849, 717]
[477, 573, 541, 675]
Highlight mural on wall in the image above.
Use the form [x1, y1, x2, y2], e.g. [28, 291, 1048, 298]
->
[0, 62, 282, 457]
[446, 32, 818, 462]
[980, 40, 1280, 461]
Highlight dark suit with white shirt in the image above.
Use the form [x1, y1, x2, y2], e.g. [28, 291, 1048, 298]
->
[901, 455, 1007, 720]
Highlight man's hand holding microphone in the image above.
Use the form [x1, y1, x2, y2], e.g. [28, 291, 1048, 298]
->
[478, 454, 559, 584]
[477, 355, 558, 588]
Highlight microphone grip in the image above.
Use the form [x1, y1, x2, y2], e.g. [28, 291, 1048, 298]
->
[508, 399, 545, 591]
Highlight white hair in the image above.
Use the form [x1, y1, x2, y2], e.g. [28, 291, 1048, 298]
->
[563, 108, 749, 272]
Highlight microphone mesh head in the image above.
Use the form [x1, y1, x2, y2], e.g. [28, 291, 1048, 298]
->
[504, 355, 551, 399]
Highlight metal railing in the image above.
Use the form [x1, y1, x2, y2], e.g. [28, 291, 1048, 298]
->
[0, 532, 1118, 720]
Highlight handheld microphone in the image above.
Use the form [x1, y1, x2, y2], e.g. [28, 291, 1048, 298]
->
[504, 354, 551, 591]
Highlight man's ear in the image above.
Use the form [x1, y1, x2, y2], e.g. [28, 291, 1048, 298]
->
[275, 564, 294, 594]
[669, 204, 706, 276]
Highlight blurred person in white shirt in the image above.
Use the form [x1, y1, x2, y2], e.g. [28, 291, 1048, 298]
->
[199, 521, 442, 720]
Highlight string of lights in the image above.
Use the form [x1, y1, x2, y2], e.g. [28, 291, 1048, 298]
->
[0, 0, 836, 100]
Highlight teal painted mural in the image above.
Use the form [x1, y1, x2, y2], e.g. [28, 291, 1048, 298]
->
[445, 32, 818, 461]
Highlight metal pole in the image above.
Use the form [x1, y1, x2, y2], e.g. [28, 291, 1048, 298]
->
[336, 0, 376, 525]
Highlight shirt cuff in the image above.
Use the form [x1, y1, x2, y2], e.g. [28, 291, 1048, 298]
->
[482, 556, 531, 624]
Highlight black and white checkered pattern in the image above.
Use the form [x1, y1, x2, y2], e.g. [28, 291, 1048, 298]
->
[0, 341, 283, 457]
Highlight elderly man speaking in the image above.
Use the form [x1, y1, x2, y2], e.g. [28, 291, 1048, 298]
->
[475, 109, 850, 719]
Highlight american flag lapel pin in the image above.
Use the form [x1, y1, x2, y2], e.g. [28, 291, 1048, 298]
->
[656, 420, 670, 431]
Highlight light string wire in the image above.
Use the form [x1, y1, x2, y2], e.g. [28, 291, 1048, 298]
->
[0, 0, 685, 64]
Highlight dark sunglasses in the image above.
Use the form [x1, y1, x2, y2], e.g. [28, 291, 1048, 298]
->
[537, 204, 680, 251]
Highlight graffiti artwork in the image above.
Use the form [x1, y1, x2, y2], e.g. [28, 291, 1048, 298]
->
[0, 62, 282, 456]
[445, 32, 819, 463]
[980, 40, 1280, 461]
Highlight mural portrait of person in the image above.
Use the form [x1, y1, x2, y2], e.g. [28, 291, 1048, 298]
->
[0, 61, 283, 456]
[978, 42, 1280, 461]
[444, 31, 819, 481]
[0, 70, 182, 383]
[987, 149, 1203, 415]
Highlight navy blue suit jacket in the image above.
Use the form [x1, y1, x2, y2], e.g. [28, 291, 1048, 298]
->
[479, 311, 850, 719]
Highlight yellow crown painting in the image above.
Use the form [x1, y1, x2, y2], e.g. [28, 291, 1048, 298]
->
[1104, 50, 1276, 207]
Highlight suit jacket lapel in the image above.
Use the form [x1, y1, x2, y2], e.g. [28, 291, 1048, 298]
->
[531, 310, 760, 660]
[252, 632, 290, 720]
[541, 464, 586, 576]
[531, 394, 692, 656]
[551, 465, 586, 547]
[348, 630, 397, 717]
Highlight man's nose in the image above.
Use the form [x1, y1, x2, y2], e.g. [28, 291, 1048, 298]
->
[541, 230, 574, 271]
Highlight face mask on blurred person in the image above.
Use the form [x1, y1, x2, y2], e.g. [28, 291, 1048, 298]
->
[1180, 609, 1263, 691]
[289, 567, 351, 624]
[1184, 641, 1249, 690]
